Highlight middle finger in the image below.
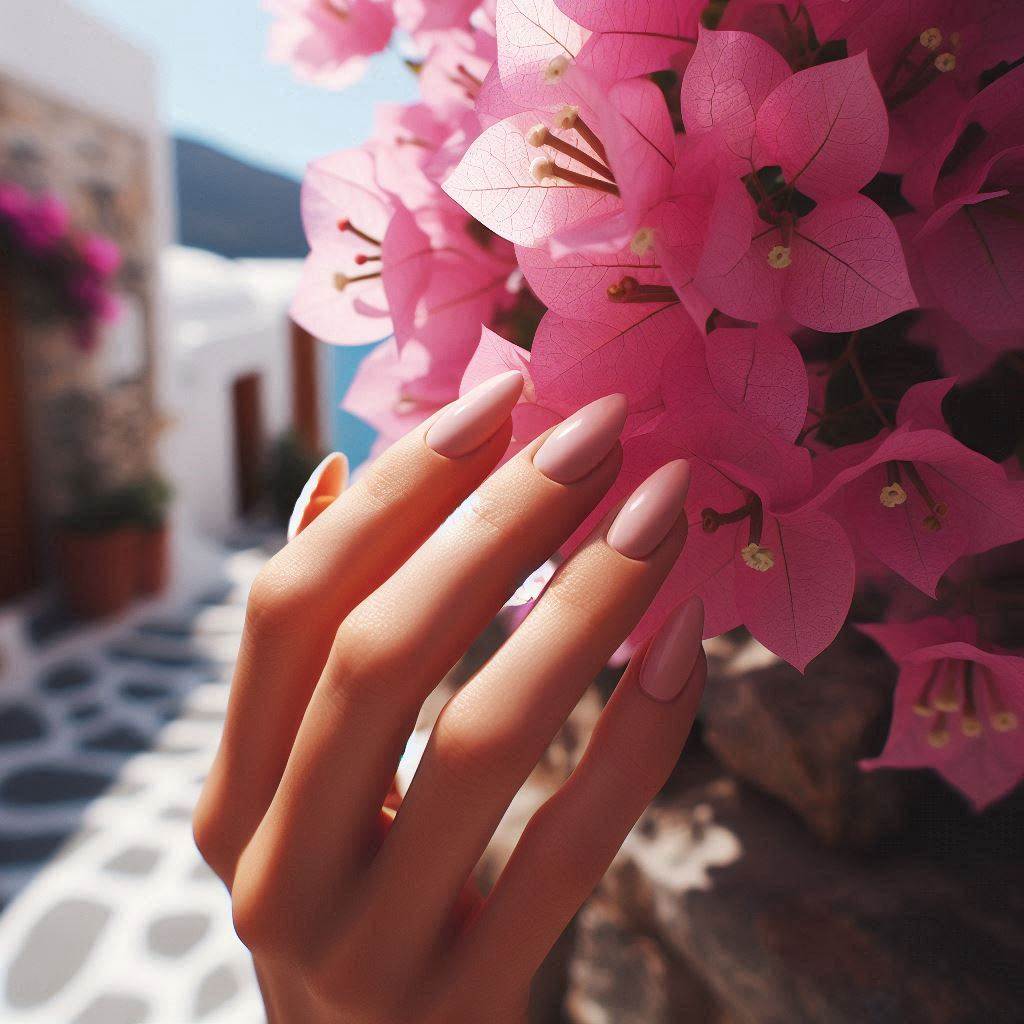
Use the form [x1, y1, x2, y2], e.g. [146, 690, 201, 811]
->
[241, 394, 630, 917]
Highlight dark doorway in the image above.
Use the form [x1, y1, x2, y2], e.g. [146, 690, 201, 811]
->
[290, 320, 321, 454]
[232, 372, 264, 517]
[0, 278, 38, 604]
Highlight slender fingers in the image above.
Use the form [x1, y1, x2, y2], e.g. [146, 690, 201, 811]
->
[463, 605, 707, 986]
[195, 372, 523, 882]
[353, 460, 693, 969]
[236, 396, 631, 932]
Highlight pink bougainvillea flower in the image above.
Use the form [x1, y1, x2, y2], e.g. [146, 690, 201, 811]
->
[679, 42, 916, 332]
[292, 148, 394, 345]
[79, 234, 121, 278]
[604, 376, 847, 671]
[529, 302, 696, 413]
[444, 109, 620, 247]
[859, 616, 1024, 810]
[812, 0, 1024, 111]
[902, 63, 1024, 212]
[809, 380, 1024, 596]
[381, 201, 517, 396]
[548, 72, 677, 256]
[343, 337, 449, 449]
[515, 236, 678, 330]
[265, 0, 396, 89]
[555, 0, 700, 80]
[754, 51, 889, 202]
[417, 28, 496, 123]
[394, 0, 480, 36]
[448, 65, 676, 255]
[493, 0, 589, 112]
[699, 192, 917, 332]
[910, 148, 1024, 343]
[679, 27, 790, 176]
[650, 131, 749, 316]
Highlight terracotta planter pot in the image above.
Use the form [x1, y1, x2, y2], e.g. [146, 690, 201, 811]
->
[135, 525, 170, 597]
[57, 527, 137, 621]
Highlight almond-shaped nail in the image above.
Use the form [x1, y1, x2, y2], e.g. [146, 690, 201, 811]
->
[533, 394, 627, 484]
[287, 452, 349, 541]
[639, 597, 704, 702]
[607, 459, 691, 559]
[426, 371, 524, 459]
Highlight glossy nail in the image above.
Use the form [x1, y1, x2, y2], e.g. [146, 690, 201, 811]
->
[426, 371, 524, 458]
[607, 459, 691, 559]
[534, 394, 628, 484]
[287, 452, 349, 541]
[639, 597, 704, 702]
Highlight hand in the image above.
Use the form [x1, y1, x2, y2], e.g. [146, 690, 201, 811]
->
[193, 372, 706, 1024]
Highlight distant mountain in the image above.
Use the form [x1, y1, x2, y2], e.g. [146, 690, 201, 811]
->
[173, 137, 308, 259]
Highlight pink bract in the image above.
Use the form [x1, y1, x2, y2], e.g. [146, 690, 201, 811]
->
[265, 0, 395, 88]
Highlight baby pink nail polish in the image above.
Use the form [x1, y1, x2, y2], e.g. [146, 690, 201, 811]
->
[533, 394, 627, 484]
[607, 460, 691, 559]
[639, 597, 704, 702]
[426, 371, 524, 458]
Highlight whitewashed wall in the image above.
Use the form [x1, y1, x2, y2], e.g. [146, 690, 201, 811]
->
[163, 247, 314, 539]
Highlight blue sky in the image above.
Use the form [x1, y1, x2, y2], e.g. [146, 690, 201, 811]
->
[76, 0, 418, 180]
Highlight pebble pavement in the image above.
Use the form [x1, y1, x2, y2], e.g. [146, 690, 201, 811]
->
[0, 547, 270, 1024]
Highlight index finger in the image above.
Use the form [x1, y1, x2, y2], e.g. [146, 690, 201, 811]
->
[195, 371, 524, 879]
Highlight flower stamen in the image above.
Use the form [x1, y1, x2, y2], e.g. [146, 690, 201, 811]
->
[767, 244, 792, 269]
[338, 218, 382, 248]
[525, 124, 616, 181]
[333, 269, 382, 291]
[529, 157, 620, 195]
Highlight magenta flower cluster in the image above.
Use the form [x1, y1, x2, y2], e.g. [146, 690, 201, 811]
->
[273, 0, 1024, 810]
[0, 182, 121, 351]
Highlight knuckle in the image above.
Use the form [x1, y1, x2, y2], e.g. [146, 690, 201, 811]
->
[191, 790, 230, 881]
[430, 702, 506, 795]
[230, 858, 290, 955]
[244, 561, 303, 639]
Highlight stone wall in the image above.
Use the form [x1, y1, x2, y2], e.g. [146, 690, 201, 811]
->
[0, 71, 157, 529]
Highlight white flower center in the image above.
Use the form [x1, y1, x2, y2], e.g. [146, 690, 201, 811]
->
[630, 227, 655, 255]
[767, 245, 791, 269]
[529, 156, 556, 184]
[741, 543, 775, 572]
[879, 482, 908, 507]
[543, 55, 570, 84]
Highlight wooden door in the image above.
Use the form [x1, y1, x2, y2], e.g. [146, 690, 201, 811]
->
[290, 320, 321, 454]
[232, 372, 264, 517]
[0, 278, 37, 603]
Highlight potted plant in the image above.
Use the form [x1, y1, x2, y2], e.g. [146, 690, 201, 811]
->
[56, 486, 138, 620]
[125, 473, 173, 597]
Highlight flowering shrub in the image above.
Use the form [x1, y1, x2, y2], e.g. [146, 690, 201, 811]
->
[272, 0, 1024, 810]
[0, 182, 121, 351]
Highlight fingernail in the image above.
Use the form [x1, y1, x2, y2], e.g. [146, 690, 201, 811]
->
[639, 596, 705, 702]
[287, 452, 348, 541]
[426, 371, 524, 458]
[533, 394, 627, 484]
[607, 460, 691, 559]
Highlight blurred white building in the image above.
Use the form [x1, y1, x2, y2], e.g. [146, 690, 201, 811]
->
[163, 246, 330, 539]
